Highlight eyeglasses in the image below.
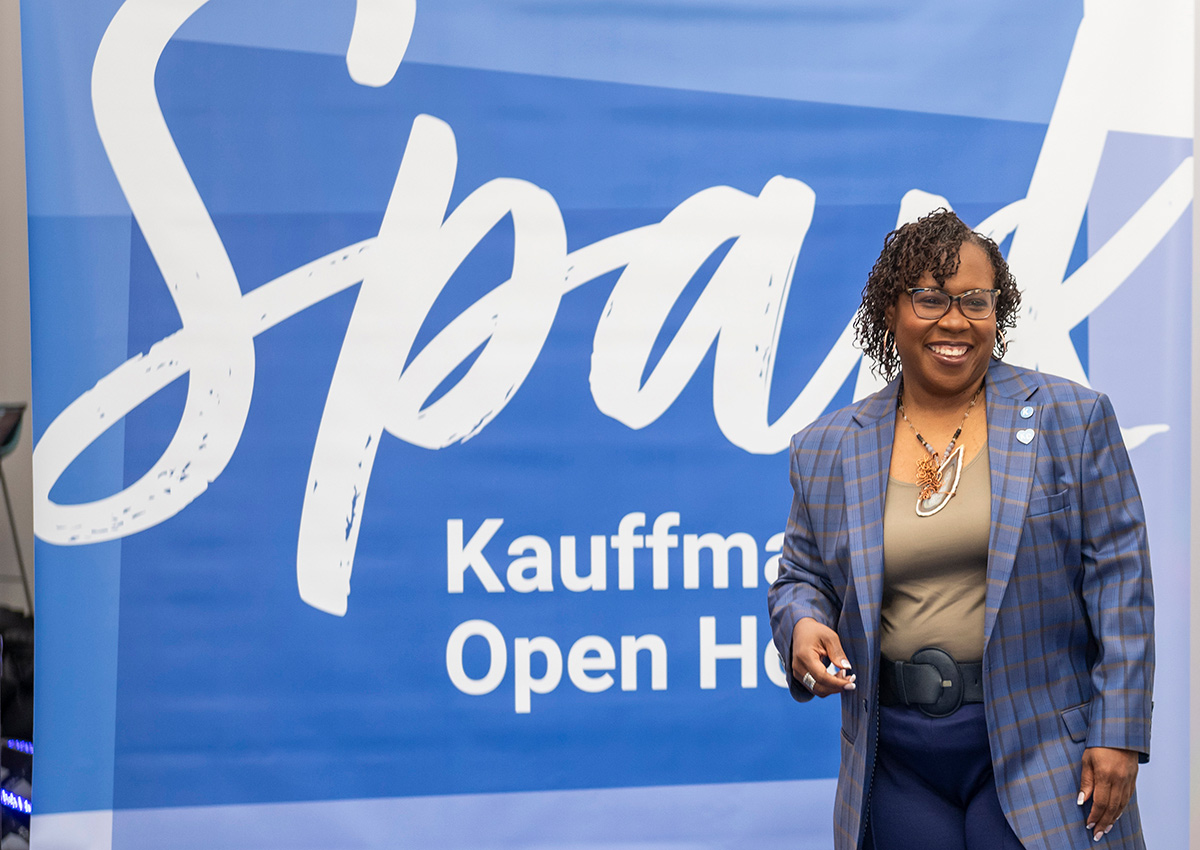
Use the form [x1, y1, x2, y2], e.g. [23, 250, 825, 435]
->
[905, 288, 1000, 320]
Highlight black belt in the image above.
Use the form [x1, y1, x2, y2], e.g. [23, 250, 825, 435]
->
[879, 647, 983, 717]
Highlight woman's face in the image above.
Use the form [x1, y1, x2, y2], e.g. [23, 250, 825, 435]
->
[885, 240, 997, 401]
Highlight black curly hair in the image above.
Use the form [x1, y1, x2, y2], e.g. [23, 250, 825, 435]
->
[853, 208, 1021, 380]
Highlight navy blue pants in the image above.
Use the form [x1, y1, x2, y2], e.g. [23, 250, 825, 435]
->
[864, 703, 1026, 850]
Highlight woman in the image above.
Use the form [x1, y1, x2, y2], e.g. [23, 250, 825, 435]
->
[767, 210, 1153, 850]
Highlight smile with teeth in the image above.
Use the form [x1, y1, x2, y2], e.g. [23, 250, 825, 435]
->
[929, 343, 969, 357]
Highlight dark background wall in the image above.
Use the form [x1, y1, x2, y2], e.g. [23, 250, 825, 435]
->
[0, 0, 34, 616]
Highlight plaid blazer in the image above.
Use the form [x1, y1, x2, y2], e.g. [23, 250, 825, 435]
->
[768, 360, 1153, 850]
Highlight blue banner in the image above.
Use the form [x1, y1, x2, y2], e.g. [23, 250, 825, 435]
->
[21, 1, 1192, 847]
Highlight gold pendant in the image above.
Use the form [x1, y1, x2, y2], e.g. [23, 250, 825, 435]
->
[915, 454, 942, 501]
[915, 445, 964, 517]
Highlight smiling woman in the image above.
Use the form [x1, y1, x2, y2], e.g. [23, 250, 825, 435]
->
[769, 210, 1154, 850]
[855, 210, 1021, 386]
[889, 251, 996, 403]
[884, 237, 999, 518]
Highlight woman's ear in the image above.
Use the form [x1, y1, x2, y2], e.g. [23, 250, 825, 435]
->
[884, 302, 895, 331]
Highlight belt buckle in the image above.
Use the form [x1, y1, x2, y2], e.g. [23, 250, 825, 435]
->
[911, 647, 963, 718]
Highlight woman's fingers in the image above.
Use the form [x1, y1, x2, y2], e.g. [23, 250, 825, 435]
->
[790, 618, 856, 697]
[1080, 747, 1138, 840]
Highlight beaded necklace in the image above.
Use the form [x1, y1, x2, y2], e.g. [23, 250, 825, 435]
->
[897, 381, 983, 515]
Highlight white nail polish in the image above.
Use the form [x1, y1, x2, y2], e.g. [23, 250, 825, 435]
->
[1077, 793, 1086, 806]
[1086, 823, 1095, 830]
[845, 682, 856, 690]
[1094, 831, 1103, 842]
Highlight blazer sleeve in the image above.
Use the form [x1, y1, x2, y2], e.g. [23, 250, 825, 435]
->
[768, 433, 844, 703]
[1078, 392, 1154, 761]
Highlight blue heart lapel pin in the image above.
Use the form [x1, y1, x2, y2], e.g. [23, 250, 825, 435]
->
[1016, 428, 1035, 445]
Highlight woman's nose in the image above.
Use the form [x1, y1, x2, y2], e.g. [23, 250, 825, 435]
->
[937, 303, 971, 329]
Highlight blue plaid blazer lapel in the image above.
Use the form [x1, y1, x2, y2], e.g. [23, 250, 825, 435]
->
[843, 379, 897, 666]
[983, 361, 1039, 645]
[841, 363, 1044, 653]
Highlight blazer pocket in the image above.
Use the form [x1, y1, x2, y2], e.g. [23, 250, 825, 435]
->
[1060, 701, 1090, 743]
[840, 726, 857, 746]
[1028, 488, 1069, 517]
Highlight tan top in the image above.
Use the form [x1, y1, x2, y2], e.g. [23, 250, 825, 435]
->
[881, 447, 990, 663]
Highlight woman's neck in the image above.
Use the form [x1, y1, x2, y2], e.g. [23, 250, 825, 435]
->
[899, 375, 986, 418]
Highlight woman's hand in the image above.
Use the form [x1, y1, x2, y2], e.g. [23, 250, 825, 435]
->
[1078, 747, 1138, 840]
[791, 617, 856, 697]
